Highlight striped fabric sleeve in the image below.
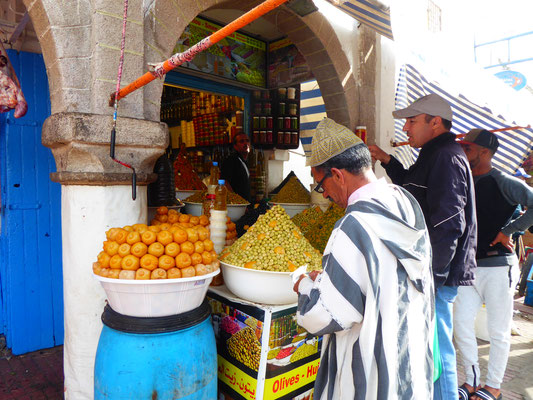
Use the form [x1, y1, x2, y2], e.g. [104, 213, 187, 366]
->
[297, 217, 367, 336]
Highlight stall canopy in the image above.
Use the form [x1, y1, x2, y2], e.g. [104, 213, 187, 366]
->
[394, 64, 533, 174]
[325, 0, 393, 40]
[299, 79, 327, 156]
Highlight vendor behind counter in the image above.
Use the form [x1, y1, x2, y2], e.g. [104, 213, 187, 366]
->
[221, 132, 251, 202]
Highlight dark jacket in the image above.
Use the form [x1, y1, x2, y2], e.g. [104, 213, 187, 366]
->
[221, 152, 251, 202]
[384, 132, 477, 288]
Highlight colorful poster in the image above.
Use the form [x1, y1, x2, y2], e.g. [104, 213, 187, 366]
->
[174, 17, 266, 87]
[268, 38, 313, 89]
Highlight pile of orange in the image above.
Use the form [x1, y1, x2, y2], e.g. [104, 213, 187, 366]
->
[226, 218, 237, 246]
[93, 206, 219, 280]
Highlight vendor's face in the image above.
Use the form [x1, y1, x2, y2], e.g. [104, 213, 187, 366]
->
[402, 114, 435, 148]
[234, 134, 250, 159]
[312, 167, 347, 208]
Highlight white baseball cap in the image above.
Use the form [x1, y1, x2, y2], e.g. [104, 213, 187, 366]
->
[392, 93, 453, 121]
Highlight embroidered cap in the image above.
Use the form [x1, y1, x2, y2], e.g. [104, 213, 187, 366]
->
[458, 128, 499, 153]
[306, 118, 364, 167]
[392, 93, 453, 121]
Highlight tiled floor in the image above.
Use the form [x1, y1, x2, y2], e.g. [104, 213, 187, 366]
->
[1, 299, 532, 399]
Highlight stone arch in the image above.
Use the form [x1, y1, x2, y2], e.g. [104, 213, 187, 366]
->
[145, 0, 367, 129]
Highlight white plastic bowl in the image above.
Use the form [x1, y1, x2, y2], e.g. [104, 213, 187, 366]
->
[220, 261, 297, 305]
[270, 202, 310, 218]
[94, 269, 220, 317]
[184, 201, 249, 221]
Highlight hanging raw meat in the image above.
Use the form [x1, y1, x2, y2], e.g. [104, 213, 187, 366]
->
[0, 42, 27, 118]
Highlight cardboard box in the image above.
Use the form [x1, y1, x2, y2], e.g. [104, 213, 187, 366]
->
[208, 286, 321, 400]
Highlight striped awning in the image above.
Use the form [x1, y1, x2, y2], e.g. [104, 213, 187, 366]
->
[299, 79, 327, 156]
[394, 64, 533, 174]
[326, 0, 393, 40]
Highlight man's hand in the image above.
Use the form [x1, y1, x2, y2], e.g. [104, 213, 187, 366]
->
[368, 145, 391, 165]
[490, 232, 514, 252]
[293, 270, 321, 293]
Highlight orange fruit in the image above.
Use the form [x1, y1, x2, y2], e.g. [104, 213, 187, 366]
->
[119, 270, 135, 280]
[195, 264, 208, 276]
[178, 214, 190, 223]
[189, 216, 200, 226]
[156, 206, 168, 215]
[97, 251, 111, 268]
[109, 255, 123, 269]
[194, 241, 205, 254]
[131, 242, 148, 258]
[157, 230, 173, 246]
[141, 230, 157, 246]
[180, 241, 194, 255]
[99, 268, 110, 277]
[103, 241, 120, 256]
[114, 229, 128, 244]
[196, 226, 209, 241]
[173, 228, 188, 244]
[210, 250, 217, 260]
[168, 209, 178, 216]
[227, 222, 236, 231]
[118, 243, 131, 258]
[133, 223, 148, 233]
[135, 268, 150, 280]
[148, 225, 161, 233]
[244, 261, 257, 269]
[140, 254, 159, 271]
[126, 231, 141, 245]
[257, 233, 266, 240]
[168, 226, 180, 234]
[288, 261, 298, 272]
[159, 223, 171, 231]
[167, 214, 179, 224]
[203, 239, 214, 252]
[269, 220, 277, 228]
[92, 262, 102, 275]
[181, 266, 196, 278]
[201, 251, 213, 265]
[155, 214, 168, 223]
[165, 242, 180, 257]
[123, 225, 134, 232]
[199, 215, 209, 226]
[175, 253, 192, 269]
[167, 268, 182, 279]
[186, 228, 199, 243]
[106, 227, 121, 241]
[274, 246, 285, 255]
[191, 253, 203, 266]
[121, 255, 140, 270]
[108, 269, 121, 279]
[148, 242, 165, 258]
[151, 268, 167, 279]
[150, 219, 161, 226]
[158, 255, 175, 270]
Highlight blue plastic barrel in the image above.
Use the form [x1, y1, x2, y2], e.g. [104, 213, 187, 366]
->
[94, 299, 217, 399]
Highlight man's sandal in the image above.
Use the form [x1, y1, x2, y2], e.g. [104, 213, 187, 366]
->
[459, 384, 476, 399]
[472, 388, 502, 400]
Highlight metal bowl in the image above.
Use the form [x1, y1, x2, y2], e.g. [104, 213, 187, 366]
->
[270, 202, 310, 218]
[220, 261, 297, 305]
[184, 202, 249, 221]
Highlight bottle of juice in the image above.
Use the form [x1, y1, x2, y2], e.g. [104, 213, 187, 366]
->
[209, 162, 220, 186]
[202, 184, 216, 217]
[214, 179, 227, 211]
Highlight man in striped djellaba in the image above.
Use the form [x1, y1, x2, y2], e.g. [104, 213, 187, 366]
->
[294, 118, 435, 399]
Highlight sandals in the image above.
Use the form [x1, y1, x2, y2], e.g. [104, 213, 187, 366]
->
[472, 388, 502, 400]
[459, 384, 476, 399]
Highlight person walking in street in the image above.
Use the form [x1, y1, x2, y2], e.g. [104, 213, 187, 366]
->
[454, 129, 533, 400]
[294, 118, 435, 399]
[368, 93, 477, 400]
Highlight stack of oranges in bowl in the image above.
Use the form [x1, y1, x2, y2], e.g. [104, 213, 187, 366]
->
[93, 206, 220, 280]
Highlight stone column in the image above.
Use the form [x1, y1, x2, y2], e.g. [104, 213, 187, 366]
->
[42, 112, 167, 399]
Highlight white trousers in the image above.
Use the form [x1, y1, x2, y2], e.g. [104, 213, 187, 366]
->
[453, 262, 519, 389]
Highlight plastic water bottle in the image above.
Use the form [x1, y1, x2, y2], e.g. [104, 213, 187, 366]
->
[202, 185, 216, 218]
[210, 179, 228, 254]
[209, 162, 220, 186]
[214, 179, 227, 211]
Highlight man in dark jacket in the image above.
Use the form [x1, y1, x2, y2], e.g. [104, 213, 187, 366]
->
[221, 132, 251, 202]
[369, 93, 477, 400]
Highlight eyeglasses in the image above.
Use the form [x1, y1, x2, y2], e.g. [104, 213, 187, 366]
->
[314, 172, 331, 193]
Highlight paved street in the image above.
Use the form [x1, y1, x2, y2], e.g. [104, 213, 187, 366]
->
[1, 298, 532, 399]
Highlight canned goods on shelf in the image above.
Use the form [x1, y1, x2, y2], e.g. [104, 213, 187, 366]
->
[279, 103, 286, 115]
[284, 131, 291, 145]
[277, 131, 284, 145]
[253, 116, 259, 129]
[291, 117, 298, 130]
[260, 117, 267, 129]
[284, 117, 291, 129]
[266, 131, 273, 144]
[260, 131, 267, 144]
[291, 131, 299, 145]
[277, 117, 284, 129]
[266, 117, 273, 129]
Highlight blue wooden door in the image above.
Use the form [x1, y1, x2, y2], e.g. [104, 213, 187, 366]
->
[0, 50, 63, 355]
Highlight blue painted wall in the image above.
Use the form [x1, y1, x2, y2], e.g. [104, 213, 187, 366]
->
[0, 50, 63, 355]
